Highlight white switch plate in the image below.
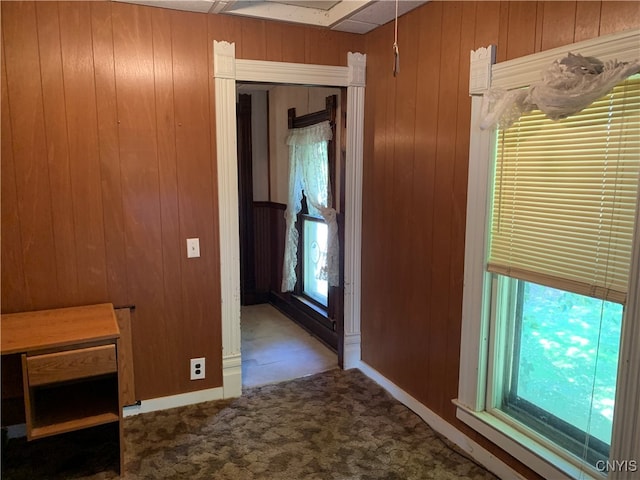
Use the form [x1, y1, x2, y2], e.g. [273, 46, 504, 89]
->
[186, 238, 200, 258]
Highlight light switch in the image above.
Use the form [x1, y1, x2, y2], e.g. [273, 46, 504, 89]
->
[187, 238, 200, 258]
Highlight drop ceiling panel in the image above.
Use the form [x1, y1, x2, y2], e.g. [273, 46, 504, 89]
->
[330, 19, 378, 34]
[266, 0, 341, 11]
[350, 0, 425, 24]
[114, 0, 428, 34]
[113, 0, 216, 13]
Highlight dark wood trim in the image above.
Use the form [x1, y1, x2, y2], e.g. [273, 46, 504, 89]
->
[335, 88, 348, 367]
[287, 95, 336, 129]
[237, 94, 255, 306]
[269, 291, 337, 353]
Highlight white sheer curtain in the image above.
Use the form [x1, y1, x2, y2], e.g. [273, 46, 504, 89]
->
[281, 120, 339, 292]
[481, 53, 640, 130]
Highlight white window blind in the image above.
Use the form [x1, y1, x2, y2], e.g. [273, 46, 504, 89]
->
[488, 75, 640, 304]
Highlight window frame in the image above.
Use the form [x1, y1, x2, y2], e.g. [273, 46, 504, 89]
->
[494, 276, 616, 468]
[296, 210, 330, 309]
[456, 29, 640, 480]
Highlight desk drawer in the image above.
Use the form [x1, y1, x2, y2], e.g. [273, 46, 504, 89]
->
[26, 345, 117, 386]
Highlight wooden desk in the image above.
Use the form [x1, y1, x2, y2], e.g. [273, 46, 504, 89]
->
[1, 303, 124, 475]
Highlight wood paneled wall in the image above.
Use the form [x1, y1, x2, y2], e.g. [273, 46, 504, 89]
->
[4, 0, 636, 473]
[0, 1, 362, 401]
[361, 1, 638, 477]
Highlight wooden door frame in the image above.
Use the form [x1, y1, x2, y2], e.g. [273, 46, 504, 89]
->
[213, 41, 366, 397]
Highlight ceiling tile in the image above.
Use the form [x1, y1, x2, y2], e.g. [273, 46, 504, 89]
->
[331, 19, 377, 34]
[113, 0, 428, 34]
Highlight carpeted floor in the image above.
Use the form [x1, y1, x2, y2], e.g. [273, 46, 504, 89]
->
[2, 369, 497, 480]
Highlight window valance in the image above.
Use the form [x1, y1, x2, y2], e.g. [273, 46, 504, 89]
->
[481, 53, 640, 130]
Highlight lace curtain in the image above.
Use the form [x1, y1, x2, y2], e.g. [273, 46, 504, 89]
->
[281, 121, 339, 292]
[481, 53, 640, 130]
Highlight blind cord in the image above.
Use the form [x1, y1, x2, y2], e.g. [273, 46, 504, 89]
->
[393, 0, 399, 77]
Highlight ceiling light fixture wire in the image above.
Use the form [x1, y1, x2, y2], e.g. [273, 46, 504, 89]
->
[393, 0, 399, 76]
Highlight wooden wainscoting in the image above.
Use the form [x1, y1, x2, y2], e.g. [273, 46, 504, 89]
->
[243, 201, 281, 305]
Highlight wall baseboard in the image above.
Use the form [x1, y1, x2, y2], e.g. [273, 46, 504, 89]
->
[123, 387, 224, 417]
[355, 361, 527, 480]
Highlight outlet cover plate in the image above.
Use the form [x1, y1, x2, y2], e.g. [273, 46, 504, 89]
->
[190, 357, 205, 380]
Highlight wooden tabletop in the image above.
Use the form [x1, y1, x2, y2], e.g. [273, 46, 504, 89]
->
[1, 303, 119, 355]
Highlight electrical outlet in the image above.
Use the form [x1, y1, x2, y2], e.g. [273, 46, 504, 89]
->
[190, 357, 205, 380]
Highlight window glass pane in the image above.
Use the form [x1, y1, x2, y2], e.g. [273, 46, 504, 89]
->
[498, 277, 622, 464]
[302, 219, 328, 306]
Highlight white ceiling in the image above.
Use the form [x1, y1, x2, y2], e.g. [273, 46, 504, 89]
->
[113, 0, 428, 34]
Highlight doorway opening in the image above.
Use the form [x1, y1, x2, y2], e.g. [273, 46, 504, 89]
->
[213, 43, 365, 398]
[237, 84, 343, 387]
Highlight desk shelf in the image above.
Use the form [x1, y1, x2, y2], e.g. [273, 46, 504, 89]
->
[29, 376, 119, 440]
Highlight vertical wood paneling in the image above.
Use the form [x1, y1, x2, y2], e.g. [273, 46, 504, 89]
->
[35, 2, 79, 308]
[364, 26, 383, 351]
[382, 22, 395, 372]
[240, 18, 267, 60]
[264, 23, 312, 63]
[534, 1, 545, 53]
[264, 23, 284, 62]
[506, 1, 539, 59]
[58, 1, 109, 304]
[281, 24, 307, 63]
[600, 1, 640, 35]
[112, 3, 168, 400]
[391, 9, 420, 394]
[2, 1, 58, 309]
[381, 21, 397, 372]
[495, 1, 511, 63]
[172, 10, 222, 387]
[410, 1, 442, 404]
[0, 48, 27, 313]
[207, 13, 242, 52]
[427, 1, 462, 413]
[253, 204, 273, 295]
[574, 2, 602, 43]
[270, 205, 287, 293]
[306, 28, 343, 66]
[92, 1, 129, 306]
[474, 1, 501, 48]
[540, 1, 577, 51]
[151, 6, 182, 392]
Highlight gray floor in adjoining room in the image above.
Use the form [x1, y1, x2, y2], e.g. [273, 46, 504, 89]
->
[240, 303, 338, 388]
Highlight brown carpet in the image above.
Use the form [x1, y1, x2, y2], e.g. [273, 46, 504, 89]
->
[2, 369, 497, 479]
